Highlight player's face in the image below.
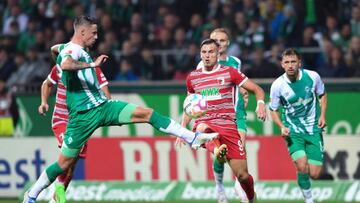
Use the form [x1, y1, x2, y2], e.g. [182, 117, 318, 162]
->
[201, 43, 218, 68]
[210, 32, 229, 54]
[83, 24, 98, 47]
[281, 55, 301, 77]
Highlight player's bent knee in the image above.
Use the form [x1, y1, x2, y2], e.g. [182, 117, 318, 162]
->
[196, 123, 208, 132]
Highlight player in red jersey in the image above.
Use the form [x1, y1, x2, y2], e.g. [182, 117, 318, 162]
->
[38, 64, 110, 203]
[182, 39, 266, 203]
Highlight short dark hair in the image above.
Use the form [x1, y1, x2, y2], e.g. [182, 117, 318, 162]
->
[281, 48, 301, 60]
[74, 15, 97, 29]
[200, 38, 219, 49]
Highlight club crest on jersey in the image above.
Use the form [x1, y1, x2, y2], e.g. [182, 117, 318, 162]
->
[217, 77, 225, 85]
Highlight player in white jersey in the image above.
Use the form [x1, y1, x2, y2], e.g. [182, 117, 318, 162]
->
[194, 28, 249, 203]
[23, 15, 218, 203]
[269, 48, 328, 203]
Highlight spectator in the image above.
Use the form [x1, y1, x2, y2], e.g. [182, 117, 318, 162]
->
[0, 46, 15, 82]
[244, 48, 280, 78]
[114, 58, 138, 81]
[351, 6, 360, 36]
[2, 4, 28, 34]
[0, 79, 18, 136]
[173, 42, 199, 80]
[96, 41, 118, 81]
[138, 46, 162, 80]
[346, 36, 360, 76]
[318, 46, 349, 77]
[6, 46, 48, 87]
[299, 26, 320, 70]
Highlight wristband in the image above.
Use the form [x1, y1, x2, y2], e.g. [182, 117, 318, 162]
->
[257, 100, 265, 105]
[90, 62, 95, 67]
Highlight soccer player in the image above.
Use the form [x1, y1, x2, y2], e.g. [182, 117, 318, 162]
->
[196, 28, 249, 203]
[38, 63, 110, 203]
[183, 38, 266, 203]
[23, 15, 218, 203]
[269, 48, 327, 203]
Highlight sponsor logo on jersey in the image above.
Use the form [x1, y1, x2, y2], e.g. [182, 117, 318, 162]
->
[201, 88, 221, 100]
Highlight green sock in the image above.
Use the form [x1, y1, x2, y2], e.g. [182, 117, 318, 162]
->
[213, 158, 224, 174]
[297, 172, 311, 189]
[46, 162, 64, 182]
[149, 111, 171, 130]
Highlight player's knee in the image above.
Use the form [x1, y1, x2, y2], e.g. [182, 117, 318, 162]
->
[234, 169, 249, 181]
[133, 106, 153, 121]
[196, 123, 208, 132]
[310, 168, 323, 180]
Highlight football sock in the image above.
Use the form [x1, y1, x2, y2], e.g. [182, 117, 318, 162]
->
[297, 172, 311, 189]
[149, 111, 196, 143]
[28, 162, 64, 198]
[213, 158, 225, 192]
[240, 174, 255, 200]
[298, 172, 313, 201]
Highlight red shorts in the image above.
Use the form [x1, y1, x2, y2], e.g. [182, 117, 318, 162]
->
[52, 124, 87, 159]
[194, 121, 246, 160]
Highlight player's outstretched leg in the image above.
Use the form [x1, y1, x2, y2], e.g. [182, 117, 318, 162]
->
[148, 111, 218, 148]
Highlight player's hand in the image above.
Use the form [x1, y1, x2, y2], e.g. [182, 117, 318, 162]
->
[38, 103, 49, 116]
[255, 102, 266, 121]
[318, 116, 327, 129]
[281, 127, 290, 137]
[175, 137, 187, 148]
[94, 55, 109, 66]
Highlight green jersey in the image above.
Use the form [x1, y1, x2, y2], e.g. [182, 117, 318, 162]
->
[57, 42, 107, 113]
[269, 69, 325, 135]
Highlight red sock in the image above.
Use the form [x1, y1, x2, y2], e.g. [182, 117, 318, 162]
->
[240, 174, 254, 200]
[64, 173, 73, 190]
[57, 172, 67, 184]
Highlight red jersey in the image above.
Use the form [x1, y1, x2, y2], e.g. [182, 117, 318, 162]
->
[186, 64, 248, 127]
[47, 65, 108, 128]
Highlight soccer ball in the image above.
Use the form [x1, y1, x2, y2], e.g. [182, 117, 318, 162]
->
[183, 94, 207, 118]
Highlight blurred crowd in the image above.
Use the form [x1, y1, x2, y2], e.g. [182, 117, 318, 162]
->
[0, 0, 359, 87]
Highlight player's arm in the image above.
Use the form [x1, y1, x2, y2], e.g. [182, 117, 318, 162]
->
[50, 44, 60, 62]
[239, 87, 248, 108]
[318, 92, 327, 128]
[270, 108, 290, 137]
[241, 79, 266, 121]
[61, 54, 109, 71]
[38, 79, 54, 116]
[101, 85, 111, 99]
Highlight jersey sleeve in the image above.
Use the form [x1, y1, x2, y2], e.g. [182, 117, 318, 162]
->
[313, 71, 325, 96]
[95, 67, 109, 88]
[59, 44, 82, 64]
[229, 67, 248, 87]
[47, 65, 59, 85]
[269, 81, 281, 111]
[185, 74, 195, 94]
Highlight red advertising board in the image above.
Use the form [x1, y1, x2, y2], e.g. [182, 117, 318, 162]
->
[85, 136, 296, 181]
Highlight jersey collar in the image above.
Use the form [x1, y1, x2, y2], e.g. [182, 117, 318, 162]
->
[202, 64, 221, 74]
[283, 69, 303, 83]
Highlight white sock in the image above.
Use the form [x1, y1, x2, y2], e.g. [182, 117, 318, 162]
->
[28, 171, 51, 198]
[214, 171, 225, 192]
[160, 120, 196, 143]
[302, 188, 313, 203]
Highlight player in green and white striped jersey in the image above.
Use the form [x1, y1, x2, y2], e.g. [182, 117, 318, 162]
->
[270, 48, 328, 203]
[23, 15, 218, 203]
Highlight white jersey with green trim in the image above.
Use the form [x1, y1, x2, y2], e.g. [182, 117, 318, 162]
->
[56, 42, 107, 113]
[269, 69, 325, 135]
